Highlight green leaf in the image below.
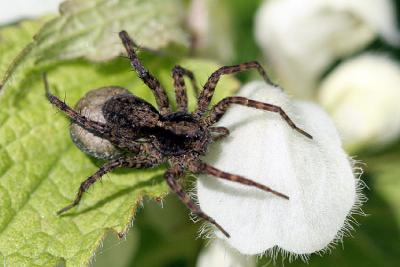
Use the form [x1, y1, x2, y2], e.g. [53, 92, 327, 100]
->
[0, 15, 238, 267]
[1, 0, 189, 94]
[34, 0, 189, 62]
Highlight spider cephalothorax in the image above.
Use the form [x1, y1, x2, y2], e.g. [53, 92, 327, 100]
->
[45, 30, 312, 237]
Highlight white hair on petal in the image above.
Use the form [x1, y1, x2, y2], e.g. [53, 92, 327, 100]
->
[251, 158, 367, 264]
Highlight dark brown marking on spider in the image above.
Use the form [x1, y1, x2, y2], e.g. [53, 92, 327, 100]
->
[45, 31, 313, 238]
[196, 61, 277, 115]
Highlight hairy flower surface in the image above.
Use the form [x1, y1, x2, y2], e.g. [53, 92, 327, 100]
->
[319, 54, 400, 151]
[197, 81, 361, 256]
[254, 0, 399, 98]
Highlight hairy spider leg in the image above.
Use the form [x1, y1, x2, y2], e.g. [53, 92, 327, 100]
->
[44, 74, 143, 152]
[119, 31, 171, 115]
[123, 32, 180, 59]
[198, 162, 289, 200]
[209, 126, 230, 141]
[164, 167, 230, 238]
[122, 33, 164, 56]
[57, 155, 160, 215]
[195, 61, 276, 114]
[205, 96, 313, 139]
[44, 73, 107, 135]
[172, 65, 200, 112]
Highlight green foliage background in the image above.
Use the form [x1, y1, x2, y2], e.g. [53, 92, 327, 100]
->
[0, 0, 399, 266]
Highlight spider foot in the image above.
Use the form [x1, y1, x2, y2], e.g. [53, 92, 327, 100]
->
[294, 127, 313, 139]
[209, 217, 230, 238]
[56, 202, 78, 215]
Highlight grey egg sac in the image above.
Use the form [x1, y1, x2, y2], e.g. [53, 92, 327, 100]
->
[70, 86, 131, 160]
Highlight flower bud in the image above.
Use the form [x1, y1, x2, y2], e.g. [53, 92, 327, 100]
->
[254, 0, 400, 99]
[187, 0, 234, 62]
[318, 54, 400, 151]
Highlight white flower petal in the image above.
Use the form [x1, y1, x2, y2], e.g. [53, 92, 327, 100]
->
[187, 0, 234, 62]
[254, 0, 400, 98]
[197, 81, 359, 256]
[0, 0, 62, 24]
[187, 0, 209, 47]
[196, 239, 256, 267]
[339, 0, 400, 45]
[319, 54, 400, 151]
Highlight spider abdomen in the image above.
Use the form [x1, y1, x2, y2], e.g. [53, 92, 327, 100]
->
[102, 94, 160, 128]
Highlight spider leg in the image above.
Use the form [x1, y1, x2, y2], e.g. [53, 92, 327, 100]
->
[164, 166, 230, 238]
[119, 31, 171, 115]
[193, 161, 289, 200]
[172, 65, 200, 112]
[210, 126, 230, 141]
[44, 74, 142, 151]
[57, 155, 160, 215]
[205, 96, 313, 139]
[195, 61, 275, 114]
[44, 73, 107, 135]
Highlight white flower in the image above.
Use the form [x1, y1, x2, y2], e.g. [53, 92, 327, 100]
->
[254, 0, 400, 99]
[318, 54, 400, 151]
[196, 239, 256, 267]
[187, 0, 234, 62]
[197, 81, 363, 257]
[187, 0, 209, 48]
[0, 0, 62, 24]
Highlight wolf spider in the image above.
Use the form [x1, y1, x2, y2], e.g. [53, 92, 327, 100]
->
[44, 30, 312, 238]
